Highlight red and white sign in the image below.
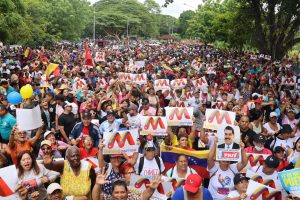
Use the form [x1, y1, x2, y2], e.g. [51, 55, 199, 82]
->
[95, 52, 105, 63]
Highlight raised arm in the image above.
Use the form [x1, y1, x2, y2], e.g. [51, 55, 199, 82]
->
[8, 125, 17, 149]
[141, 175, 161, 200]
[237, 141, 248, 171]
[30, 126, 43, 146]
[208, 136, 217, 169]
[43, 154, 64, 174]
[98, 140, 106, 169]
[92, 168, 108, 200]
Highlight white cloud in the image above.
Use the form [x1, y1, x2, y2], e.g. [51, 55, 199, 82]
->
[89, 0, 202, 18]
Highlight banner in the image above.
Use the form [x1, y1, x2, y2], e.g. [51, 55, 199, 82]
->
[216, 125, 241, 162]
[140, 116, 168, 136]
[246, 153, 269, 169]
[0, 165, 21, 199]
[246, 170, 280, 189]
[132, 73, 147, 85]
[16, 106, 43, 131]
[246, 180, 281, 200]
[82, 157, 100, 173]
[170, 79, 187, 90]
[134, 60, 145, 69]
[73, 77, 88, 91]
[176, 101, 188, 107]
[165, 107, 193, 126]
[129, 174, 173, 200]
[161, 144, 209, 179]
[154, 79, 170, 91]
[212, 101, 226, 110]
[118, 72, 133, 83]
[162, 177, 186, 192]
[278, 168, 300, 197]
[204, 109, 236, 130]
[282, 76, 296, 86]
[103, 129, 139, 154]
[95, 51, 105, 63]
[192, 77, 208, 88]
[96, 78, 107, 89]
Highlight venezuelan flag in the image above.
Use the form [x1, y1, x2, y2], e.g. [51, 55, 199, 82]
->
[45, 63, 59, 77]
[161, 144, 209, 179]
[161, 64, 178, 78]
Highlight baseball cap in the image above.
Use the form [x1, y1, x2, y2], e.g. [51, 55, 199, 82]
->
[253, 134, 266, 143]
[82, 112, 92, 119]
[62, 101, 72, 109]
[47, 183, 62, 194]
[279, 124, 293, 134]
[233, 173, 249, 185]
[264, 155, 279, 168]
[142, 98, 150, 105]
[106, 110, 116, 117]
[44, 131, 55, 139]
[273, 146, 285, 154]
[41, 140, 51, 147]
[184, 174, 202, 193]
[128, 103, 138, 110]
[269, 112, 277, 118]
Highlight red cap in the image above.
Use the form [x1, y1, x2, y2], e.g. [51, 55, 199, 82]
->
[184, 174, 202, 193]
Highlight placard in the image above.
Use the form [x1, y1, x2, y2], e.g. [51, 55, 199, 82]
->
[154, 79, 170, 91]
[246, 180, 281, 200]
[96, 78, 107, 89]
[140, 116, 168, 136]
[165, 107, 193, 126]
[176, 101, 188, 107]
[245, 153, 269, 169]
[132, 73, 147, 85]
[0, 165, 21, 200]
[170, 79, 187, 90]
[118, 72, 132, 83]
[95, 51, 105, 63]
[16, 106, 43, 131]
[216, 125, 241, 161]
[192, 77, 208, 88]
[204, 109, 236, 130]
[103, 129, 139, 154]
[278, 168, 300, 197]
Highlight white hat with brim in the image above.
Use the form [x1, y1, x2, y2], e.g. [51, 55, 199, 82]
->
[47, 183, 62, 194]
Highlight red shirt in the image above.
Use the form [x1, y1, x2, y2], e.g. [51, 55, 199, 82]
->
[244, 146, 272, 154]
[79, 126, 90, 147]
[79, 147, 98, 160]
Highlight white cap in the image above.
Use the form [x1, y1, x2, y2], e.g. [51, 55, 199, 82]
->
[23, 66, 29, 70]
[270, 112, 277, 118]
[44, 131, 55, 139]
[47, 183, 62, 194]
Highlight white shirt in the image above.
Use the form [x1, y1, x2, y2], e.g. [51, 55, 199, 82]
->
[134, 154, 165, 179]
[127, 114, 141, 129]
[251, 166, 282, 190]
[208, 163, 239, 200]
[228, 190, 250, 200]
[166, 165, 197, 179]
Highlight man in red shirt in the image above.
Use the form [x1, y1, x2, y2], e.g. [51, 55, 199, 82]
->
[244, 134, 272, 154]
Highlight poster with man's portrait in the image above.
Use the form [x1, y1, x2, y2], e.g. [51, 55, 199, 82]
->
[216, 125, 241, 161]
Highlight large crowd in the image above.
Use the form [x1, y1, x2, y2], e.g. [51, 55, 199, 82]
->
[0, 40, 299, 200]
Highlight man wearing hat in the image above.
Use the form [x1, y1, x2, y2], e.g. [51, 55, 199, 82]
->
[139, 98, 156, 116]
[270, 124, 294, 150]
[250, 155, 282, 190]
[227, 174, 249, 200]
[70, 112, 101, 148]
[58, 101, 76, 144]
[282, 108, 299, 129]
[99, 110, 128, 134]
[172, 174, 212, 199]
[127, 103, 141, 130]
[244, 134, 272, 154]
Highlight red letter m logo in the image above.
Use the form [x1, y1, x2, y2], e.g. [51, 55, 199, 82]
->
[195, 78, 207, 87]
[144, 117, 165, 130]
[169, 108, 191, 120]
[172, 79, 186, 87]
[156, 79, 169, 87]
[107, 131, 135, 149]
[134, 74, 145, 81]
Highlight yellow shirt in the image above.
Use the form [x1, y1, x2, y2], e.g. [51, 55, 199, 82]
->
[61, 160, 92, 198]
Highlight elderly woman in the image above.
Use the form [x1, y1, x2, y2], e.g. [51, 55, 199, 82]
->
[8, 125, 42, 165]
[80, 135, 98, 160]
[43, 146, 96, 199]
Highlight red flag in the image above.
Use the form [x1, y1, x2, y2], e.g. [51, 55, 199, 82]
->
[85, 47, 93, 66]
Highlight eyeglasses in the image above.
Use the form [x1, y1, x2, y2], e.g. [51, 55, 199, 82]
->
[125, 171, 135, 175]
[42, 147, 51, 151]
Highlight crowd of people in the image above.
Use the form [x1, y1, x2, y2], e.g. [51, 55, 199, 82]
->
[0, 40, 299, 200]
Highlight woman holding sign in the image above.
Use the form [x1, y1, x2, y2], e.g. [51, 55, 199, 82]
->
[207, 137, 247, 200]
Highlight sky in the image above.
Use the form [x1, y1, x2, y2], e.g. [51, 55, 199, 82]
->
[88, 0, 202, 18]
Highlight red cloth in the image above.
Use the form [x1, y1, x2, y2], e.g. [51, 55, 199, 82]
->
[85, 47, 93, 66]
[79, 147, 98, 160]
[79, 126, 90, 147]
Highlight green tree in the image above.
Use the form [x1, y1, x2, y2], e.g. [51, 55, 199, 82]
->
[178, 10, 195, 38]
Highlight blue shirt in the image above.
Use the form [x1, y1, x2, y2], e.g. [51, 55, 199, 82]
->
[172, 187, 213, 200]
[0, 113, 16, 141]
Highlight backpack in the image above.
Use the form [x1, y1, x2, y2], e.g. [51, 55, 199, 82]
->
[138, 156, 161, 175]
[169, 166, 193, 177]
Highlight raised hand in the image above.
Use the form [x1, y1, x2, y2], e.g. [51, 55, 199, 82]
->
[96, 167, 108, 185]
[147, 175, 162, 190]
